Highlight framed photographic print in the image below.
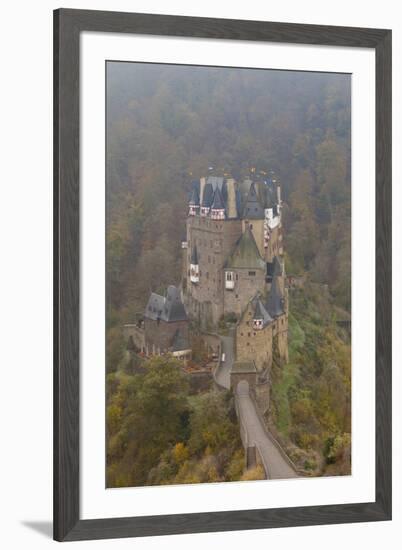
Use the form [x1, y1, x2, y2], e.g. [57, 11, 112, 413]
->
[54, 9, 392, 541]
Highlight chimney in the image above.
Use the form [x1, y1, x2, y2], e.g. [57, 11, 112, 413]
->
[226, 178, 238, 219]
[199, 177, 206, 207]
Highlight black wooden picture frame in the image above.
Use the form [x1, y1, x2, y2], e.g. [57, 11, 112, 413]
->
[54, 8, 392, 542]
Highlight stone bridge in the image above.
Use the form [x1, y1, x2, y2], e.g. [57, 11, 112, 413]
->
[214, 335, 297, 480]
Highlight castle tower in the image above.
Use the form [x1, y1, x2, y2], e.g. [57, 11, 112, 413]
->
[223, 227, 266, 319]
[210, 187, 226, 220]
[241, 182, 266, 258]
[188, 186, 200, 216]
[184, 176, 242, 327]
[266, 275, 288, 364]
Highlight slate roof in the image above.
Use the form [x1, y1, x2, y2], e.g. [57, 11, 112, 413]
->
[225, 227, 266, 270]
[253, 297, 273, 327]
[267, 256, 282, 279]
[144, 286, 188, 322]
[206, 176, 224, 191]
[266, 276, 285, 318]
[189, 186, 200, 206]
[201, 183, 214, 207]
[242, 182, 265, 219]
[211, 187, 225, 210]
[171, 328, 190, 352]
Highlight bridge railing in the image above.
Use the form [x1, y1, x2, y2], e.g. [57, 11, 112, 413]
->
[235, 395, 271, 479]
[249, 393, 299, 475]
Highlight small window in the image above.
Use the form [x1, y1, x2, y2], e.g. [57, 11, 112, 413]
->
[248, 271, 256, 276]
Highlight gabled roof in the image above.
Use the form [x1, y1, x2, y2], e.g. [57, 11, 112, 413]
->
[191, 244, 198, 265]
[225, 227, 266, 270]
[266, 276, 285, 318]
[242, 182, 265, 219]
[253, 297, 273, 327]
[211, 187, 225, 210]
[144, 286, 188, 322]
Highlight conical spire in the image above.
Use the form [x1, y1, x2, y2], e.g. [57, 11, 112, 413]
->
[243, 181, 265, 219]
[211, 187, 225, 210]
[225, 227, 266, 270]
[189, 186, 200, 206]
[210, 187, 226, 219]
[253, 296, 273, 328]
[266, 275, 285, 318]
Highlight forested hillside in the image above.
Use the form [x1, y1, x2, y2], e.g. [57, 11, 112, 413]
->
[106, 62, 351, 482]
[106, 62, 351, 324]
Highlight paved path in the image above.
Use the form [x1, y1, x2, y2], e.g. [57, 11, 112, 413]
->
[214, 333, 297, 480]
[214, 334, 234, 390]
[236, 381, 297, 479]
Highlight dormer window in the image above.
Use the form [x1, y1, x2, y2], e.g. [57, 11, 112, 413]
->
[253, 318, 263, 330]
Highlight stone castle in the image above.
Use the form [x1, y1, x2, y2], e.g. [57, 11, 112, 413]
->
[125, 173, 288, 382]
[182, 175, 288, 374]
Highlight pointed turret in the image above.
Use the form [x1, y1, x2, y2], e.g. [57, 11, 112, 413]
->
[225, 227, 266, 270]
[253, 297, 272, 330]
[243, 182, 265, 219]
[200, 182, 214, 216]
[188, 186, 200, 216]
[266, 275, 285, 318]
[210, 187, 226, 220]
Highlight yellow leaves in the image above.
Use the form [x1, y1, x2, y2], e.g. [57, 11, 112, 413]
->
[107, 404, 123, 435]
[241, 465, 265, 481]
[173, 442, 189, 465]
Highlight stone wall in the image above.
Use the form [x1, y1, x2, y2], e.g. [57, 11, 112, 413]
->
[123, 324, 145, 352]
[144, 318, 188, 354]
[265, 224, 282, 262]
[223, 268, 266, 319]
[230, 372, 257, 395]
[184, 215, 242, 326]
[235, 303, 273, 372]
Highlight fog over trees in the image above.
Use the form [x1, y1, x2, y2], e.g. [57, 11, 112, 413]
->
[106, 62, 351, 484]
